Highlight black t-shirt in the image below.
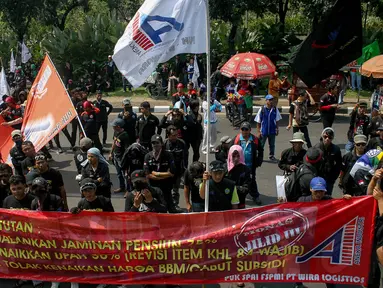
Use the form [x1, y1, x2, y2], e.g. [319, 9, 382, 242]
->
[184, 170, 204, 203]
[0, 185, 11, 207]
[3, 194, 35, 210]
[144, 151, 176, 187]
[21, 157, 35, 175]
[31, 194, 63, 211]
[77, 196, 114, 212]
[40, 168, 64, 197]
[113, 131, 130, 159]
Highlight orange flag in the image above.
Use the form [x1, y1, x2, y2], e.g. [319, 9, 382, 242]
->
[21, 54, 77, 151]
[0, 116, 15, 163]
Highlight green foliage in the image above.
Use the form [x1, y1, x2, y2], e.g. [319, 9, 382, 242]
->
[42, 12, 125, 77]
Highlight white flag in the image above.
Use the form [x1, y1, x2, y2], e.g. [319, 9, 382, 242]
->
[21, 42, 32, 64]
[10, 50, 16, 73]
[192, 55, 200, 89]
[0, 67, 10, 100]
[113, 0, 207, 88]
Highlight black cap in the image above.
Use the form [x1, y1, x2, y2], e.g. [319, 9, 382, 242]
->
[151, 134, 163, 143]
[358, 101, 368, 108]
[305, 148, 322, 164]
[209, 160, 226, 172]
[26, 171, 40, 185]
[31, 177, 48, 188]
[97, 90, 102, 94]
[240, 121, 251, 130]
[140, 101, 150, 109]
[131, 170, 146, 182]
[111, 118, 125, 127]
[79, 178, 97, 191]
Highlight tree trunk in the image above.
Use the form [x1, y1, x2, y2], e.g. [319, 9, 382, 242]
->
[278, 0, 289, 33]
[228, 24, 238, 57]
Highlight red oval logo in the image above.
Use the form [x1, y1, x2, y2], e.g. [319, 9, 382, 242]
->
[234, 208, 309, 254]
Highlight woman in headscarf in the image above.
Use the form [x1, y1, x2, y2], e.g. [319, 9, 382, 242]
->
[227, 145, 251, 209]
[81, 148, 111, 198]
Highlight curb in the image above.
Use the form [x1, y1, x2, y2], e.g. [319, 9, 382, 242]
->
[113, 106, 354, 114]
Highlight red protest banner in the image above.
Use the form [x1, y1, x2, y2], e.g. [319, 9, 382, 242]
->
[0, 197, 376, 286]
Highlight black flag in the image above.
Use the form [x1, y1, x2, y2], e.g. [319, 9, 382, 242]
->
[289, 0, 362, 87]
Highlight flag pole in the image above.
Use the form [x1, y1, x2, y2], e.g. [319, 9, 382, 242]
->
[204, 0, 211, 213]
[45, 53, 87, 138]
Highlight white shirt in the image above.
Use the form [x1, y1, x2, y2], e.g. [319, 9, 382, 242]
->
[202, 100, 221, 124]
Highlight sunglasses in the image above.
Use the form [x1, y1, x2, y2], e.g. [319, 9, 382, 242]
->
[355, 143, 366, 147]
[241, 128, 249, 131]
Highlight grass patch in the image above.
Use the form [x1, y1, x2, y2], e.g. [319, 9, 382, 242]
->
[345, 89, 371, 99]
[104, 87, 149, 98]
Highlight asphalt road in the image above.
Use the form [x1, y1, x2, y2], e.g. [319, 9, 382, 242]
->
[1, 112, 361, 288]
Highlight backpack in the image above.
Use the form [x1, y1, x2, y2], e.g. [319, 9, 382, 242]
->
[284, 165, 311, 202]
[292, 102, 309, 126]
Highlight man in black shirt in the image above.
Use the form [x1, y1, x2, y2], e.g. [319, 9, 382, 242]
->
[34, 153, 68, 211]
[144, 134, 180, 213]
[74, 137, 93, 174]
[215, 136, 232, 163]
[184, 162, 205, 212]
[72, 178, 114, 212]
[199, 160, 239, 211]
[81, 100, 103, 152]
[9, 130, 26, 176]
[136, 101, 160, 149]
[367, 126, 383, 151]
[319, 83, 339, 129]
[346, 101, 370, 152]
[20, 141, 37, 175]
[0, 163, 12, 207]
[185, 100, 203, 162]
[117, 98, 137, 145]
[3, 175, 34, 209]
[164, 125, 187, 207]
[314, 128, 342, 196]
[30, 177, 64, 211]
[125, 170, 167, 213]
[109, 118, 130, 194]
[93, 91, 113, 145]
[278, 132, 307, 175]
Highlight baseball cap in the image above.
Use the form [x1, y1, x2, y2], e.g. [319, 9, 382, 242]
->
[111, 118, 125, 127]
[265, 95, 274, 100]
[79, 137, 93, 148]
[11, 130, 22, 138]
[25, 171, 40, 185]
[97, 90, 102, 94]
[220, 136, 232, 144]
[122, 98, 131, 106]
[209, 160, 226, 172]
[378, 126, 383, 131]
[354, 134, 367, 144]
[177, 83, 184, 88]
[358, 101, 368, 108]
[131, 170, 146, 183]
[240, 122, 251, 130]
[151, 134, 163, 143]
[140, 101, 150, 109]
[31, 177, 48, 188]
[305, 147, 322, 164]
[79, 178, 97, 192]
[310, 177, 327, 191]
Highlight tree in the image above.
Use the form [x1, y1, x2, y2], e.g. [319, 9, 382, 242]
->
[0, 0, 41, 42]
[106, 0, 143, 21]
[40, 0, 90, 31]
[209, 0, 253, 56]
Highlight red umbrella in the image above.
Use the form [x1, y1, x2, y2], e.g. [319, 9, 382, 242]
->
[220, 52, 276, 80]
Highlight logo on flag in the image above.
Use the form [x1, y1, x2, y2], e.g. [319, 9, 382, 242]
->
[131, 12, 184, 52]
[113, 0, 207, 88]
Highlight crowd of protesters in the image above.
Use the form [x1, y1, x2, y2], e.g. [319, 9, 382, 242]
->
[3, 54, 383, 288]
